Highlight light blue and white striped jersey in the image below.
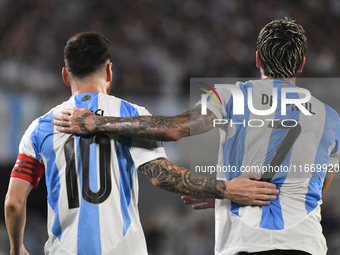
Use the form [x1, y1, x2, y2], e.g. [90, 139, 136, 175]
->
[18, 93, 167, 255]
[197, 79, 340, 255]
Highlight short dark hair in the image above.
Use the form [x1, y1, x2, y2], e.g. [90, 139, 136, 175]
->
[64, 32, 111, 78]
[257, 18, 307, 78]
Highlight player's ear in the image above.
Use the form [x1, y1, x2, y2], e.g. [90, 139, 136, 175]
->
[62, 67, 71, 86]
[106, 62, 113, 83]
[256, 51, 261, 68]
[297, 56, 306, 73]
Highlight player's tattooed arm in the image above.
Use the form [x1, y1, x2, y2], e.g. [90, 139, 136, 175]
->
[139, 158, 280, 205]
[139, 158, 226, 199]
[53, 107, 216, 141]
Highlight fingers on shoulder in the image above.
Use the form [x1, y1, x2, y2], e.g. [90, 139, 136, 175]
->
[60, 108, 74, 115]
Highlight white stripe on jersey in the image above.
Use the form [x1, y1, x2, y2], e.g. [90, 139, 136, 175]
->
[196, 79, 340, 255]
[19, 93, 167, 255]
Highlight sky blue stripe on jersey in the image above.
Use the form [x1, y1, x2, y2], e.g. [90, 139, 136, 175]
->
[77, 157, 101, 255]
[120, 100, 140, 117]
[260, 80, 300, 230]
[75, 93, 101, 255]
[223, 82, 251, 216]
[32, 111, 63, 240]
[117, 136, 135, 236]
[118, 100, 139, 235]
[89, 143, 98, 192]
[306, 105, 339, 213]
[74, 93, 99, 111]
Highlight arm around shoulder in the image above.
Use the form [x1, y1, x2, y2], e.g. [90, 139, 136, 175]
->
[138, 158, 279, 205]
[53, 107, 217, 141]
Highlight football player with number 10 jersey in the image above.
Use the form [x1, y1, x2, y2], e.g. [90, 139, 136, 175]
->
[6, 32, 272, 255]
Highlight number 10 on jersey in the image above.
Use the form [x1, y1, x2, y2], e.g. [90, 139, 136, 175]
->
[64, 134, 112, 209]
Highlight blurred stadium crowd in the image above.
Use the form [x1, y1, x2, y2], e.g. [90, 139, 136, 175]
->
[1, 0, 340, 254]
[0, 0, 340, 96]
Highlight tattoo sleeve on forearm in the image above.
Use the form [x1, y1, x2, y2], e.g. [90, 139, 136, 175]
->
[75, 113, 96, 133]
[86, 107, 216, 141]
[139, 158, 226, 199]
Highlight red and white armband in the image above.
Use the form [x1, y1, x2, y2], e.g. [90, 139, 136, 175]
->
[11, 154, 45, 188]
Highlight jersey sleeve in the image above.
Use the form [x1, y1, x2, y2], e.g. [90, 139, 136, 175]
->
[328, 118, 340, 168]
[193, 85, 233, 119]
[328, 150, 339, 168]
[130, 140, 167, 169]
[11, 118, 45, 188]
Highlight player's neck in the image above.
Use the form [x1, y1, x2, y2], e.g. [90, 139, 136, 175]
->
[261, 71, 296, 85]
[70, 78, 110, 95]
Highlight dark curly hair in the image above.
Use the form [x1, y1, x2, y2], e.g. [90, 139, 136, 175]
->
[257, 18, 307, 78]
